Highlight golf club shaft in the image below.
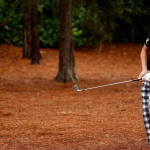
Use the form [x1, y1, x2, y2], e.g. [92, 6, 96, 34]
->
[74, 78, 141, 91]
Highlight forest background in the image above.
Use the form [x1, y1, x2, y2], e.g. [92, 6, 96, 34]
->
[1, 0, 150, 48]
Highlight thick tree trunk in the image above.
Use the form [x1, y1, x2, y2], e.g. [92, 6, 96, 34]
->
[55, 0, 78, 82]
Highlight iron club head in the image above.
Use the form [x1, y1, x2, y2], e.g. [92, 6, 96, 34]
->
[74, 84, 79, 91]
[74, 84, 84, 92]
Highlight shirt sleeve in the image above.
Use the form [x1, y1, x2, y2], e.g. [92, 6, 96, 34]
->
[145, 35, 150, 47]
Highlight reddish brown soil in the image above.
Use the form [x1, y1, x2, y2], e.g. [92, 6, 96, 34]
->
[0, 43, 150, 150]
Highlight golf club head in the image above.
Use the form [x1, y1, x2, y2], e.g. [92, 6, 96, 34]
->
[74, 84, 79, 91]
[74, 84, 84, 92]
[74, 84, 85, 91]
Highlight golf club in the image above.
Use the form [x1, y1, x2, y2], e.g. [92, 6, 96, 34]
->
[74, 78, 142, 92]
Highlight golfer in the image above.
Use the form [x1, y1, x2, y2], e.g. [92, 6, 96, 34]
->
[138, 33, 150, 145]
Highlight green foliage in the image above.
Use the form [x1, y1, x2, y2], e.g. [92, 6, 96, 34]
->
[72, 0, 123, 46]
[38, 0, 60, 47]
[73, 25, 84, 47]
[0, 0, 22, 46]
[72, 6, 86, 47]
[39, 17, 59, 47]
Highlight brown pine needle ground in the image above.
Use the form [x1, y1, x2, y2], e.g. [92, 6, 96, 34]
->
[0, 43, 149, 150]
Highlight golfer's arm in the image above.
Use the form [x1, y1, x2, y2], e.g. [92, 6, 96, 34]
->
[141, 45, 149, 71]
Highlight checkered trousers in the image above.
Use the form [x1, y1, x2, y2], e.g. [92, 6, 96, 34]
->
[141, 81, 150, 145]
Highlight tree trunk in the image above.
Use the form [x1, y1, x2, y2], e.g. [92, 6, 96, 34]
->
[31, 0, 41, 65]
[99, 40, 103, 53]
[55, 0, 78, 82]
[22, 0, 41, 64]
[22, 1, 32, 59]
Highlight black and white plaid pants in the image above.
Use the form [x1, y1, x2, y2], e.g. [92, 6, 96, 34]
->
[141, 81, 150, 145]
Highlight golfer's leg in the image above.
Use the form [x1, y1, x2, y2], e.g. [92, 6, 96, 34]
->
[142, 81, 150, 145]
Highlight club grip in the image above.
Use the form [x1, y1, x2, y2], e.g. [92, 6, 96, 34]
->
[132, 78, 142, 82]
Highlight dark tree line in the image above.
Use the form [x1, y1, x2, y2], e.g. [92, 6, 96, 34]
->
[1, 0, 150, 46]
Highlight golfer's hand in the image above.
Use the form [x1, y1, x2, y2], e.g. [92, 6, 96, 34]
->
[138, 71, 147, 81]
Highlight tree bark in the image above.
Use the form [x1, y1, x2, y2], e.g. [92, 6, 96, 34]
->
[55, 0, 78, 82]
[22, 0, 41, 64]
[22, 1, 32, 59]
[31, 0, 41, 65]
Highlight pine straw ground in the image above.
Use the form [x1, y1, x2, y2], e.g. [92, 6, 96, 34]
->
[0, 43, 150, 150]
